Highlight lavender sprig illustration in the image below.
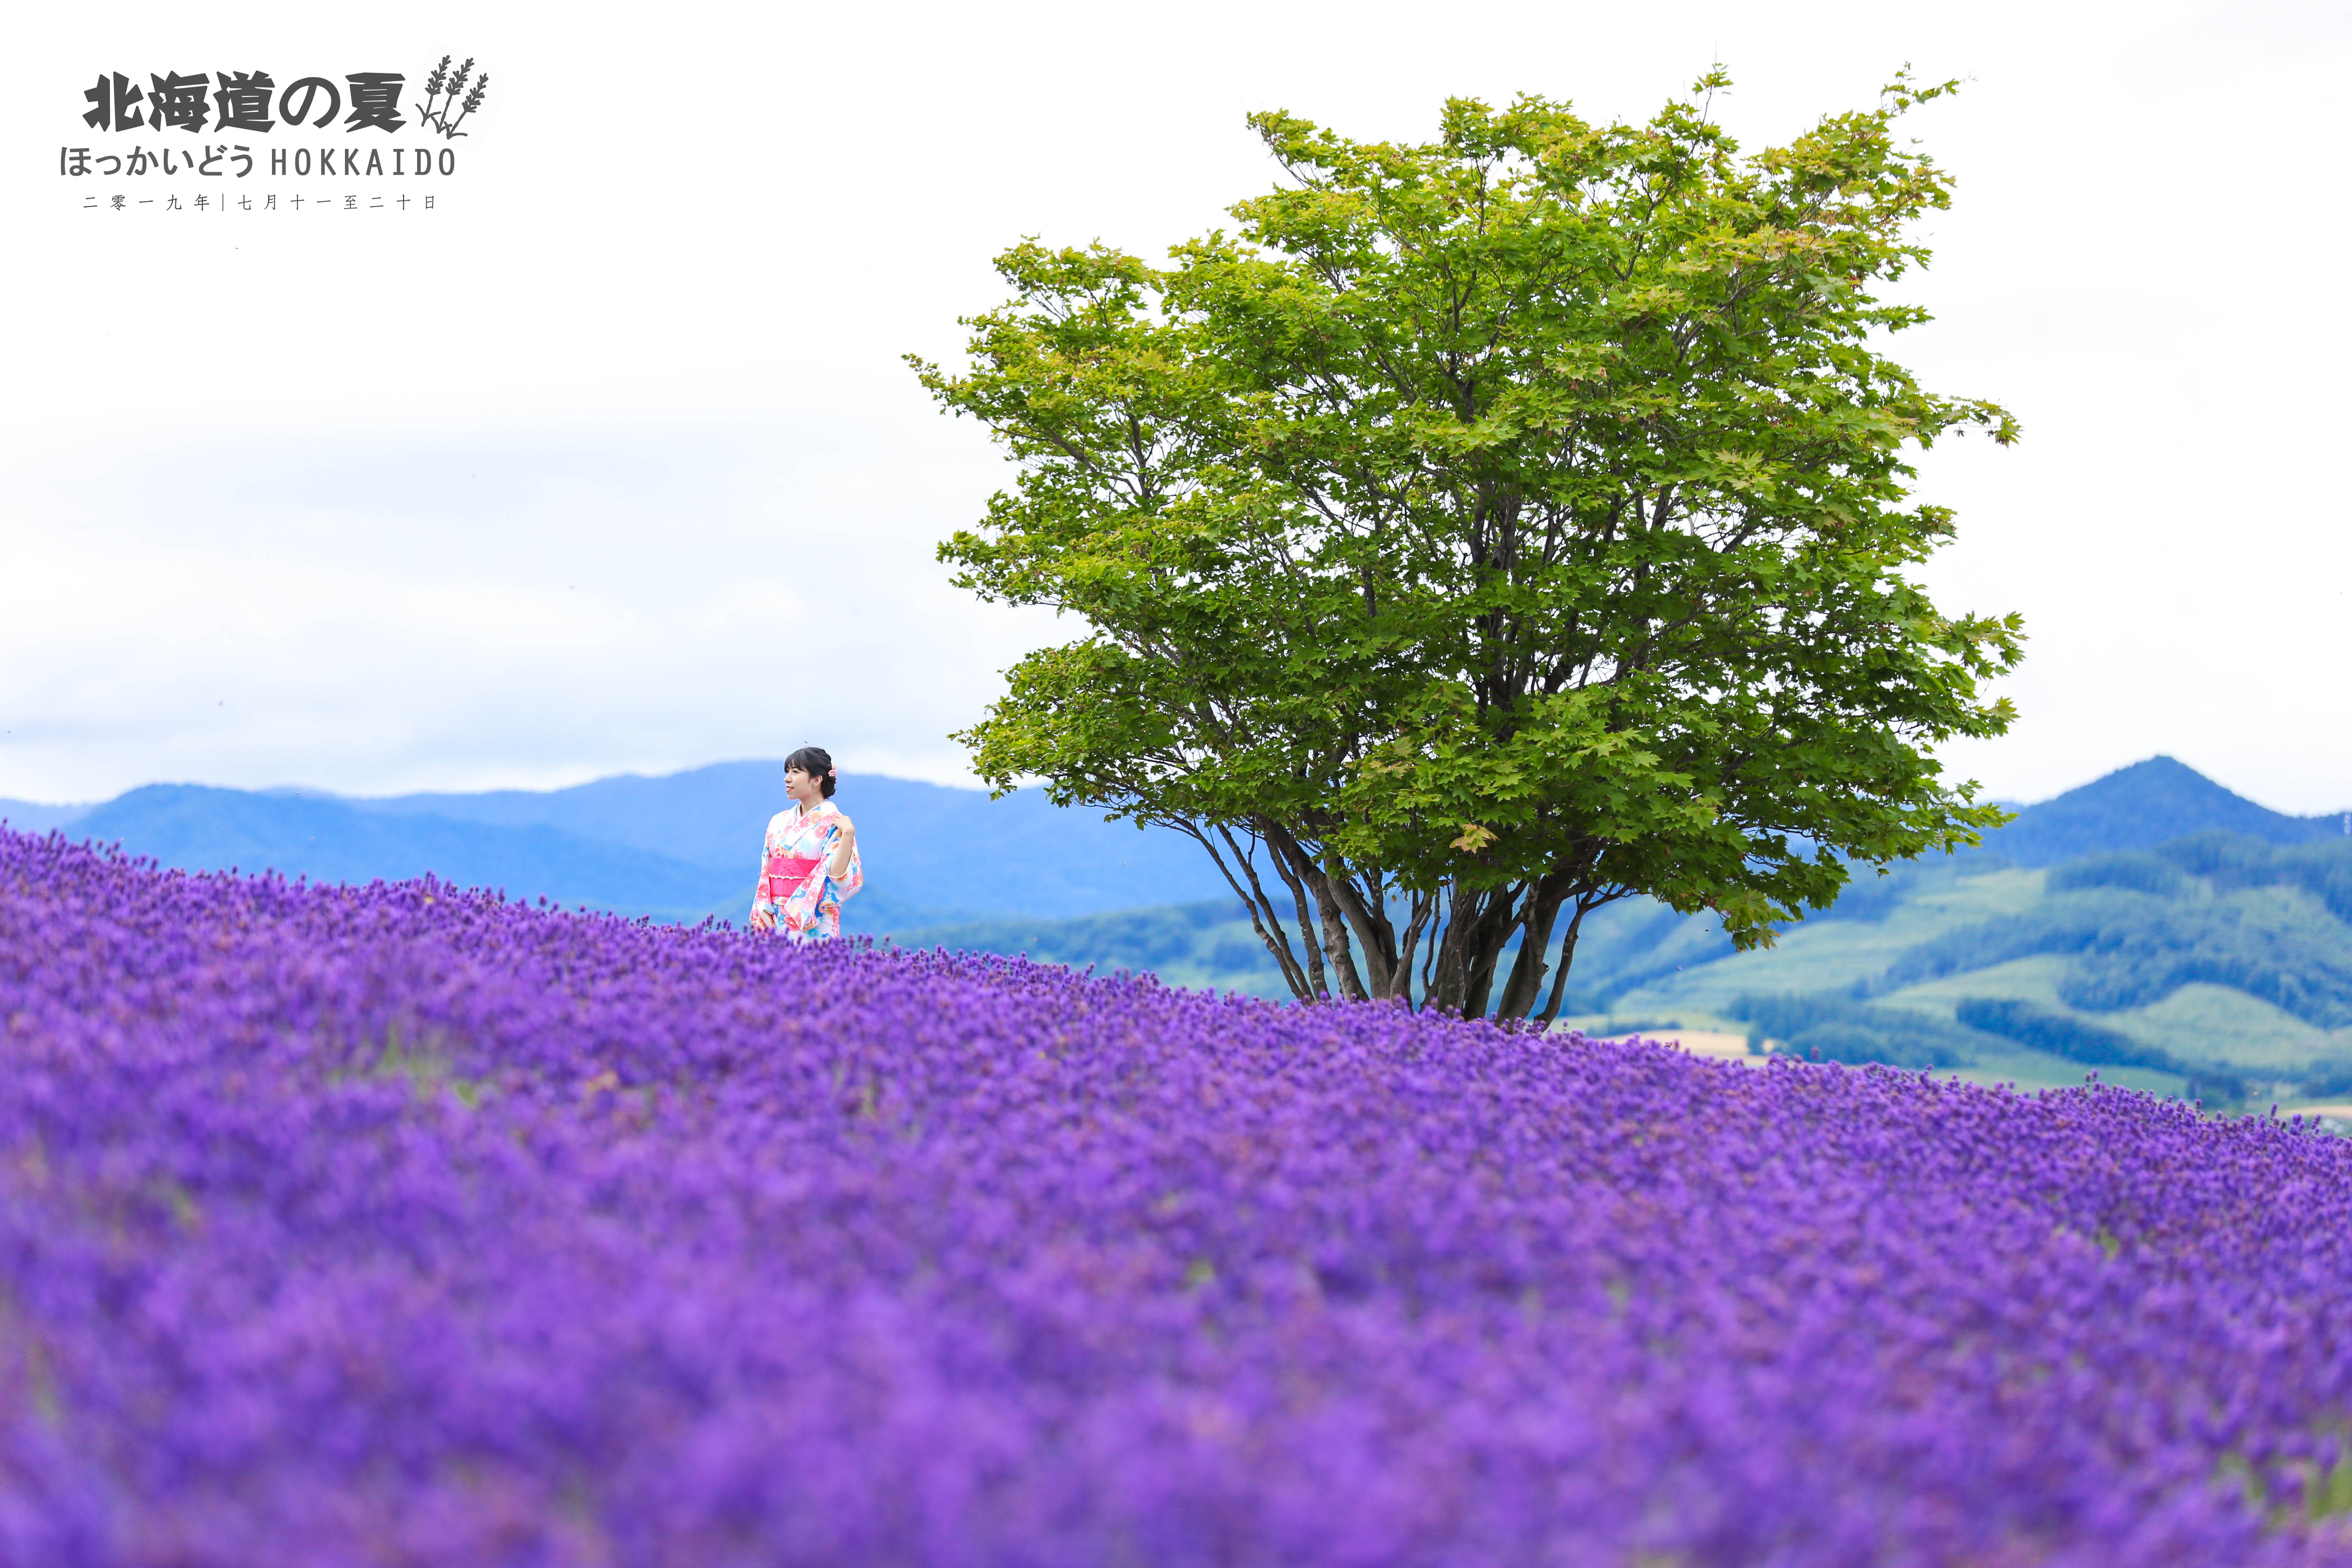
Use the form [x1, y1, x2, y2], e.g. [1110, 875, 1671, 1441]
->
[417, 55, 487, 139]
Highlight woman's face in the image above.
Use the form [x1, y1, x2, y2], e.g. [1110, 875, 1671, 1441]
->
[784, 765, 820, 803]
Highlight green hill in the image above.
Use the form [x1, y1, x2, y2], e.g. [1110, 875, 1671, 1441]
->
[908, 838, 2352, 1108]
[896, 900, 1287, 997]
[1573, 835, 2352, 1108]
[890, 758, 2352, 1109]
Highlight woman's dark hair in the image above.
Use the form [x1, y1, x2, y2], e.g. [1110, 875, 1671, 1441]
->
[785, 746, 837, 799]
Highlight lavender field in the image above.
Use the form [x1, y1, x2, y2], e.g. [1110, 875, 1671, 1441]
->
[5, 827, 2352, 1566]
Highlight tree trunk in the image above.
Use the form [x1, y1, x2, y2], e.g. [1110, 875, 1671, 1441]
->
[1263, 821, 1367, 1002]
[1184, 821, 1613, 1019]
[1199, 822, 1316, 999]
[1536, 901, 1594, 1024]
[1456, 887, 1518, 1018]
[1493, 871, 1576, 1020]
[1430, 885, 1516, 1014]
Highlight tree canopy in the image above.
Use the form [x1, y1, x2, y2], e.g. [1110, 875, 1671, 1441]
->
[912, 73, 2023, 1019]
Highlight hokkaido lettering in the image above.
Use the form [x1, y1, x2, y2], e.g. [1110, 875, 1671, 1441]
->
[59, 145, 458, 177]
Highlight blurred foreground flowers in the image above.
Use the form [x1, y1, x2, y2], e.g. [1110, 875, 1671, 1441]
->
[4, 828, 2350, 1565]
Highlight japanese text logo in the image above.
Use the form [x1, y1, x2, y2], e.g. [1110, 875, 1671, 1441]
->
[60, 56, 491, 217]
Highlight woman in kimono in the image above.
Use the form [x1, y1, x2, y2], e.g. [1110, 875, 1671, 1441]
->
[748, 746, 861, 940]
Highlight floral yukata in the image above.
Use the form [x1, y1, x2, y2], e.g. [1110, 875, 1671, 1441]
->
[751, 800, 861, 940]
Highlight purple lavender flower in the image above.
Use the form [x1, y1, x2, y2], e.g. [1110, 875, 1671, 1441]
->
[3, 826, 2350, 1564]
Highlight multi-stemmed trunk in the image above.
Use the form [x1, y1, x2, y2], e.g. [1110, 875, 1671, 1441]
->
[1188, 818, 1616, 1020]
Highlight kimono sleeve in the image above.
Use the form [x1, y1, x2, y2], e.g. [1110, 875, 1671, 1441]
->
[822, 821, 863, 907]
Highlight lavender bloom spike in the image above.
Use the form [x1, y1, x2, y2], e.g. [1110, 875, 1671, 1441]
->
[3, 825, 2351, 1564]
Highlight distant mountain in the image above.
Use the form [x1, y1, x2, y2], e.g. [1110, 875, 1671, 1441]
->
[71, 785, 760, 924]
[17, 754, 2345, 953]
[0, 799, 93, 834]
[1975, 756, 2347, 867]
[350, 761, 1231, 920]
[38, 764, 1233, 930]
[347, 763, 785, 868]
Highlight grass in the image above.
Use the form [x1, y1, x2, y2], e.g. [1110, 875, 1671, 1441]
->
[1879, 958, 2343, 1076]
[1949, 1043, 2190, 1100]
[1606, 864, 2049, 1016]
[889, 844, 2352, 1104]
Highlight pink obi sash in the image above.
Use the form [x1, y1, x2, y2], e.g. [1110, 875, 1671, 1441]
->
[761, 854, 824, 904]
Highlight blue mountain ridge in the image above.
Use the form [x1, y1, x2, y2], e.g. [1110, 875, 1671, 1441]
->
[345, 762, 1229, 918]
[0, 800, 96, 835]
[9, 754, 2343, 942]
[1969, 756, 2348, 867]
[66, 784, 759, 923]
[34, 765, 1234, 930]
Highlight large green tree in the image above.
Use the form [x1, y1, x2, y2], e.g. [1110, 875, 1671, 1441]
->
[913, 73, 2023, 1019]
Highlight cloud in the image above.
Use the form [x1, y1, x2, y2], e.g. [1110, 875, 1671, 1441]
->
[4, 0, 2348, 810]
[0, 420, 1059, 796]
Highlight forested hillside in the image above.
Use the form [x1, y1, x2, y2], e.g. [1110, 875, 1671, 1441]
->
[1599, 836, 2352, 1103]
[906, 833, 2352, 1106]
[904, 763, 2352, 1106]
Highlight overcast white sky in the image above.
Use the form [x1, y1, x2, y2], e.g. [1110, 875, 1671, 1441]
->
[4, 0, 2347, 812]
